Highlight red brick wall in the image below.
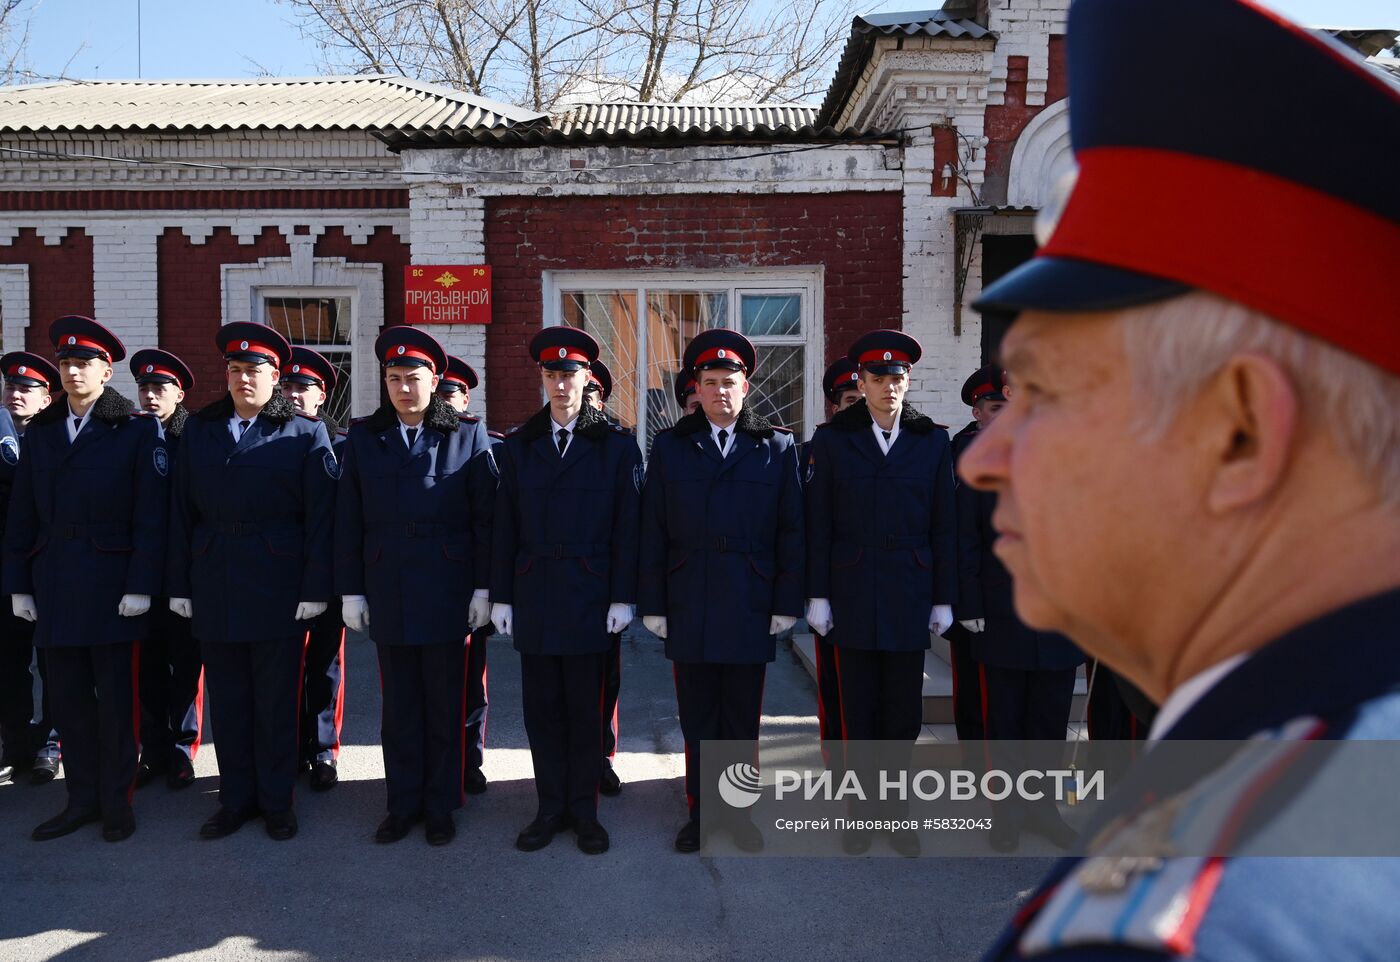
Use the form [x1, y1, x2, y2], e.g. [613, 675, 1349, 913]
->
[0, 228, 95, 353]
[982, 35, 1069, 203]
[315, 225, 410, 331]
[483, 192, 903, 427]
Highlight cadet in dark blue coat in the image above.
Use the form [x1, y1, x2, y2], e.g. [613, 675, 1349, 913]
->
[3, 317, 168, 842]
[436, 354, 494, 798]
[337, 327, 493, 845]
[280, 347, 347, 792]
[0, 352, 56, 787]
[490, 326, 640, 856]
[167, 322, 336, 842]
[129, 349, 203, 792]
[802, 356, 862, 744]
[586, 358, 625, 798]
[639, 329, 804, 854]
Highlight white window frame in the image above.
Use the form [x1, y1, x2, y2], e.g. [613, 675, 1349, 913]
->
[542, 268, 824, 447]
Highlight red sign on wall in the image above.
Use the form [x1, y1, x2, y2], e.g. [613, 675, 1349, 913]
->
[404, 265, 492, 325]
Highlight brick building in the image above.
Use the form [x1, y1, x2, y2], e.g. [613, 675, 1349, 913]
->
[0, 2, 1080, 434]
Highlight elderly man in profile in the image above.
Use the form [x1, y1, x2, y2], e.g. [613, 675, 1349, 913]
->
[965, 0, 1400, 958]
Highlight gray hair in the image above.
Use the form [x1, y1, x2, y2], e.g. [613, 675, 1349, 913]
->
[1119, 290, 1400, 505]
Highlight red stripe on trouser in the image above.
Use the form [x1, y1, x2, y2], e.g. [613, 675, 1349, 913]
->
[331, 629, 347, 759]
[127, 641, 142, 804]
[831, 646, 850, 741]
[189, 667, 205, 757]
[814, 634, 829, 740]
[294, 631, 309, 803]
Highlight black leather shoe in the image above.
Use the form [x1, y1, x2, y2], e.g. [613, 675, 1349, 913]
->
[309, 760, 338, 791]
[103, 808, 136, 842]
[200, 805, 257, 840]
[167, 754, 196, 790]
[264, 809, 298, 841]
[0, 762, 13, 785]
[375, 813, 419, 844]
[674, 819, 701, 854]
[1025, 810, 1078, 850]
[135, 758, 165, 789]
[599, 765, 622, 797]
[515, 813, 570, 852]
[989, 817, 1020, 853]
[425, 814, 456, 846]
[842, 830, 871, 855]
[463, 767, 488, 795]
[30, 756, 59, 785]
[888, 830, 921, 858]
[32, 806, 100, 841]
[574, 817, 610, 855]
[729, 818, 764, 853]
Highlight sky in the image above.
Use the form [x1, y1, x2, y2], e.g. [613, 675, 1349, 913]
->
[13, 0, 1400, 85]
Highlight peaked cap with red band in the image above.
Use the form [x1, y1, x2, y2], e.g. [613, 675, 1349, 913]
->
[51, 315, 126, 363]
[531, 326, 599, 372]
[973, 0, 1400, 377]
[587, 359, 614, 402]
[961, 365, 1007, 408]
[281, 346, 338, 391]
[848, 330, 921, 375]
[821, 356, 861, 404]
[0, 351, 59, 389]
[218, 322, 292, 369]
[438, 355, 479, 393]
[375, 325, 446, 373]
[674, 372, 697, 407]
[130, 348, 195, 390]
[684, 329, 756, 376]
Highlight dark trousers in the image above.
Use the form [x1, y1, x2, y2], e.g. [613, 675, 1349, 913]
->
[832, 647, 924, 742]
[377, 640, 466, 818]
[202, 637, 302, 813]
[139, 605, 203, 766]
[943, 627, 987, 742]
[300, 613, 345, 765]
[672, 661, 765, 818]
[519, 651, 605, 822]
[601, 632, 621, 762]
[44, 642, 139, 817]
[464, 625, 490, 773]
[982, 663, 1077, 828]
[0, 610, 35, 762]
[813, 633, 842, 742]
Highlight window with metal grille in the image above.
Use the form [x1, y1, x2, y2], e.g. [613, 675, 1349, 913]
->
[263, 295, 354, 427]
[547, 270, 821, 453]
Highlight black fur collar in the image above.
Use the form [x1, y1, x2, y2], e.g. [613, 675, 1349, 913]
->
[33, 387, 134, 427]
[517, 400, 610, 441]
[830, 398, 938, 435]
[195, 391, 296, 424]
[670, 404, 775, 440]
[361, 394, 459, 434]
[166, 404, 189, 438]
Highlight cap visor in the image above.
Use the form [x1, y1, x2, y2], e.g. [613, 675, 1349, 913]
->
[973, 256, 1190, 315]
[861, 364, 909, 376]
[540, 360, 587, 372]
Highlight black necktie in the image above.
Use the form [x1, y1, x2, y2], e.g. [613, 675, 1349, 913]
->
[717, 429, 729, 455]
[556, 428, 569, 456]
[406, 427, 418, 448]
[238, 419, 250, 440]
[882, 430, 891, 446]
[72, 417, 82, 437]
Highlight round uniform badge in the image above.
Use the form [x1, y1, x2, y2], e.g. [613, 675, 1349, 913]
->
[718, 349, 727, 359]
[146, 364, 155, 374]
[324, 450, 340, 480]
[67, 336, 76, 345]
[0, 436, 17, 465]
[240, 340, 250, 351]
[152, 447, 169, 477]
[16, 366, 25, 375]
[397, 346, 406, 355]
[292, 365, 301, 373]
[883, 351, 892, 361]
[558, 348, 567, 359]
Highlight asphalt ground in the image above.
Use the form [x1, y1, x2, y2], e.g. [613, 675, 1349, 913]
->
[0, 630, 1051, 962]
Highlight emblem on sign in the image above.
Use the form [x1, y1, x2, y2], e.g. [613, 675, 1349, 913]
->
[434, 271, 461, 289]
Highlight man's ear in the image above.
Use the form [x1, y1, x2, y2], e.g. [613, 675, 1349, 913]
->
[1198, 353, 1299, 514]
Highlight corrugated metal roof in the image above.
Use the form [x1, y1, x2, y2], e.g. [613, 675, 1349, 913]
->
[378, 101, 895, 149]
[0, 75, 546, 134]
[817, 9, 993, 127]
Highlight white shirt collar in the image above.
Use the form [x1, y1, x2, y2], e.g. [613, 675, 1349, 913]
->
[550, 414, 579, 435]
[872, 416, 900, 454]
[1147, 652, 1250, 742]
[228, 412, 256, 440]
[708, 417, 739, 457]
[399, 417, 426, 447]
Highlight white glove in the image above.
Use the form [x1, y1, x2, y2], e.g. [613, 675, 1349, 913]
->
[959, 618, 985, 633]
[643, 615, 668, 639]
[606, 602, 635, 634]
[929, 604, 954, 637]
[342, 595, 370, 632]
[769, 615, 797, 635]
[491, 602, 513, 636]
[295, 601, 328, 621]
[12, 594, 36, 623]
[805, 598, 833, 636]
[117, 594, 151, 617]
[468, 589, 491, 630]
[169, 597, 193, 619]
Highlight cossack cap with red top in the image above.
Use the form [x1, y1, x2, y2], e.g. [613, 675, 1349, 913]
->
[674, 373, 697, 407]
[586, 359, 613, 402]
[973, 0, 1400, 377]
[217, 322, 292, 369]
[281, 346, 338, 391]
[375, 325, 446, 373]
[961, 365, 1007, 407]
[0, 351, 60, 389]
[683, 329, 756, 376]
[847, 330, 921, 376]
[531, 326, 599, 372]
[821, 357, 860, 404]
[51, 315, 126, 363]
[130, 348, 195, 390]
[438, 355, 479, 394]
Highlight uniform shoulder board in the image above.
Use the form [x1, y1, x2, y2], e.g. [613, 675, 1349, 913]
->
[771, 425, 793, 435]
[336, 428, 349, 438]
[459, 414, 480, 424]
[609, 423, 635, 436]
[296, 411, 320, 422]
[488, 429, 505, 440]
